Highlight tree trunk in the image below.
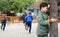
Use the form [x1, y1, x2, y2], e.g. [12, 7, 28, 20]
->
[50, 0, 58, 37]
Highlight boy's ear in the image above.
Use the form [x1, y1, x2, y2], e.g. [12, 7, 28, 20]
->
[41, 7, 43, 9]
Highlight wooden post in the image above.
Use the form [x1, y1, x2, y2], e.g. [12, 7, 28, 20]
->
[50, 0, 58, 37]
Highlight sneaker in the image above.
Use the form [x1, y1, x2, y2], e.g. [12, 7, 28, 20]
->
[3, 28, 5, 31]
[29, 32, 31, 34]
[25, 25, 28, 30]
[25, 27, 28, 30]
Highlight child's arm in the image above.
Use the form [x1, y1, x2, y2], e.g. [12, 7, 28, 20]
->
[37, 14, 49, 25]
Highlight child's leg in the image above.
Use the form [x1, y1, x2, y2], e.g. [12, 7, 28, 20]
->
[25, 22, 28, 30]
[3, 20, 6, 31]
[28, 22, 32, 33]
[1, 20, 4, 29]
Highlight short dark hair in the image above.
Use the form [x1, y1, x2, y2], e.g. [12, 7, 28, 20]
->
[29, 11, 31, 14]
[39, 2, 48, 10]
[2, 11, 6, 14]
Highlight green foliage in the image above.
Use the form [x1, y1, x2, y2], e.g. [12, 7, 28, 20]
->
[43, 0, 50, 3]
[0, 0, 34, 12]
[43, 0, 60, 3]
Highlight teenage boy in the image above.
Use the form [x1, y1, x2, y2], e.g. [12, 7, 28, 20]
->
[36, 2, 57, 37]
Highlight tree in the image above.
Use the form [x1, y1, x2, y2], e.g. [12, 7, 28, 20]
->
[50, 0, 58, 37]
[0, 0, 10, 11]
[0, 0, 34, 13]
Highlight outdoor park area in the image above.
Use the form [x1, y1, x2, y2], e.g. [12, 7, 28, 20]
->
[0, 0, 60, 37]
[0, 22, 59, 37]
[0, 22, 60, 37]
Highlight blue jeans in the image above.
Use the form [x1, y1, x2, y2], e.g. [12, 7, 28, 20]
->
[37, 34, 48, 37]
[26, 22, 32, 33]
[1, 20, 6, 31]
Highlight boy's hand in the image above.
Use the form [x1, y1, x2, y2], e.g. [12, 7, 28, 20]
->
[50, 18, 58, 22]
